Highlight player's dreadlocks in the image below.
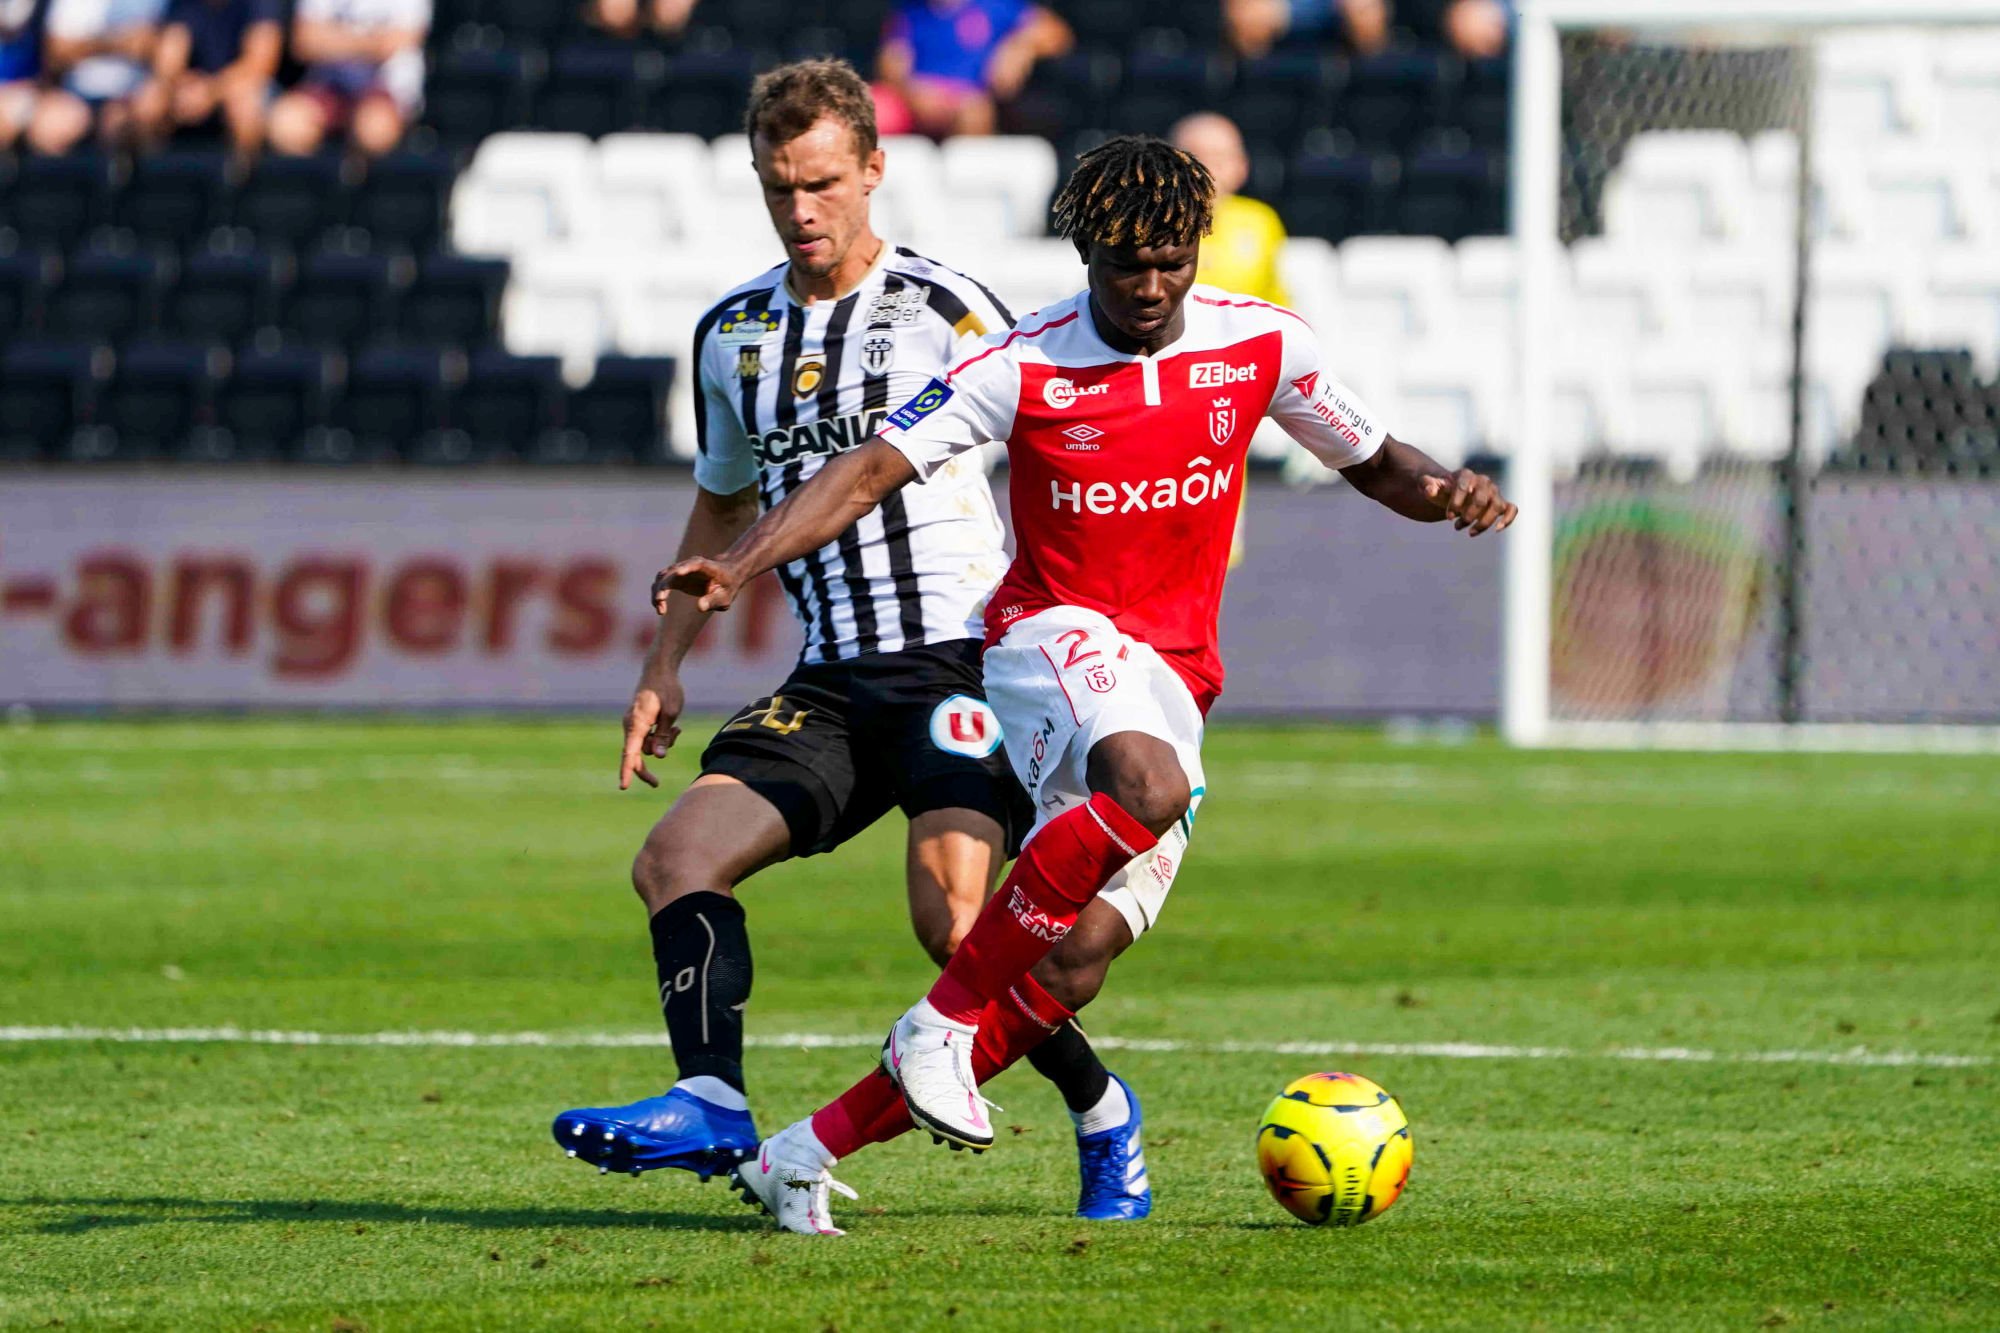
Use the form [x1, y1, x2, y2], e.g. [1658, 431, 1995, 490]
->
[1051, 135, 1215, 260]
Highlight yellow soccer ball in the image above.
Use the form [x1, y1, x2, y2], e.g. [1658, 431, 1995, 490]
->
[1255, 1071, 1413, 1226]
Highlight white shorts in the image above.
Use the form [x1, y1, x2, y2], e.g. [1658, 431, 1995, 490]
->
[984, 606, 1206, 941]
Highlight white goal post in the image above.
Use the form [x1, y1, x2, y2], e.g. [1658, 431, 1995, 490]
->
[1503, 0, 2000, 752]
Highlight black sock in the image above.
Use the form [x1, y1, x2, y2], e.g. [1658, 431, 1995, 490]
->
[649, 892, 753, 1094]
[1026, 1019, 1112, 1115]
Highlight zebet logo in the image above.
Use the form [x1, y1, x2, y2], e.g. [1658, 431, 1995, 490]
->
[1050, 455, 1236, 514]
[1043, 377, 1111, 410]
[1188, 361, 1255, 388]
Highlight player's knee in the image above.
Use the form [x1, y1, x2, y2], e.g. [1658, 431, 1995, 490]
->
[629, 827, 724, 912]
[1100, 763, 1190, 838]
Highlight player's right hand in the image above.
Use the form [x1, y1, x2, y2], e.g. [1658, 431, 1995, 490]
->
[620, 682, 682, 790]
[653, 557, 743, 615]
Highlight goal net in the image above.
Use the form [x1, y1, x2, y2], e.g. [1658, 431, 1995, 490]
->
[1504, 0, 2000, 751]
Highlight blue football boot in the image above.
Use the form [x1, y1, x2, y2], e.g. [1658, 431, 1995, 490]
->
[1074, 1074, 1152, 1220]
[551, 1086, 758, 1180]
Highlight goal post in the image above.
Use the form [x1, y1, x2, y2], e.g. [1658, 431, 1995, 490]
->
[1504, 0, 2000, 752]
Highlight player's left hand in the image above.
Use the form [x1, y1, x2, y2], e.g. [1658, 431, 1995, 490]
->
[1421, 470, 1517, 536]
[652, 557, 743, 614]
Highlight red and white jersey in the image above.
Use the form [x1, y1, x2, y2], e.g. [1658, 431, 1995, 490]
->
[878, 284, 1386, 711]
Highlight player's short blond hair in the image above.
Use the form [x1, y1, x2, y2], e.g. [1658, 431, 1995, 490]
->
[745, 58, 878, 161]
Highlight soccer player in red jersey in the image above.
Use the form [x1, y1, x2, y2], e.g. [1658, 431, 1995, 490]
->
[658, 135, 1517, 1234]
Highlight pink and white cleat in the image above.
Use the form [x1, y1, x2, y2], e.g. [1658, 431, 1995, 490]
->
[728, 1120, 857, 1236]
[881, 998, 998, 1151]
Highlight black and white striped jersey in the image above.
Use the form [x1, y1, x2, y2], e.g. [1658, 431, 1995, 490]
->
[692, 243, 1014, 664]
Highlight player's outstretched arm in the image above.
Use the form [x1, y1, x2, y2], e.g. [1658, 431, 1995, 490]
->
[1340, 437, 1517, 535]
[653, 438, 919, 614]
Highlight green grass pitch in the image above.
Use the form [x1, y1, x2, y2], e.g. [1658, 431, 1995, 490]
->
[3, 719, 1998, 1331]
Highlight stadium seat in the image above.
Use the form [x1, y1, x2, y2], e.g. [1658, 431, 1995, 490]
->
[1337, 51, 1447, 153]
[1860, 150, 1994, 246]
[1062, 0, 1144, 48]
[192, 343, 334, 462]
[1745, 130, 1802, 242]
[162, 249, 285, 345]
[111, 150, 232, 250]
[596, 132, 713, 244]
[534, 42, 665, 138]
[1, 153, 112, 248]
[1600, 132, 1754, 246]
[424, 347, 564, 463]
[649, 49, 758, 139]
[1566, 238, 1685, 347]
[69, 340, 219, 462]
[399, 254, 510, 347]
[451, 131, 596, 256]
[45, 248, 166, 343]
[483, 0, 587, 47]
[426, 46, 539, 147]
[1275, 236, 1337, 331]
[317, 343, 452, 463]
[283, 249, 408, 349]
[350, 151, 456, 253]
[502, 247, 617, 370]
[1001, 51, 1117, 142]
[1683, 248, 1794, 369]
[0, 341, 105, 462]
[1816, 29, 1937, 144]
[1451, 235, 1521, 359]
[1396, 143, 1502, 241]
[1226, 52, 1338, 155]
[1450, 57, 1510, 151]
[562, 354, 675, 463]
[0, 248, 57, 337]
[1620, 351, 1736, 478]
[1926, 248, 2000, 368]
[1934, 30, 2000, 144]
[1282, 141, 1397, 241]
[1333, 236, 1452, 340]
[939, 136, 1060, 240]
[1809, 245, 1929, 419]
[686, 134, 782, 242]
[234, 154, 351, 253]
[1111, 43, 1225, 138]
[875, 134, 945, 241]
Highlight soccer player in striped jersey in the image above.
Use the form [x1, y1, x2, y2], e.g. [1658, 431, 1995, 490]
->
[551, 59, 1170, 1224]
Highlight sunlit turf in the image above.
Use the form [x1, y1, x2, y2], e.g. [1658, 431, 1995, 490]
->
[3, 719, 1997, 1330]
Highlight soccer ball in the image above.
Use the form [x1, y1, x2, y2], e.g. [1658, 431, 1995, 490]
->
[1255, 1071, 1413, 1226]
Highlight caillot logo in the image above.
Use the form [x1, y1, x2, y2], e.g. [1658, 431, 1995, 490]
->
[1043, 377, 1111, 409]
[1050, 456, 1237, 514]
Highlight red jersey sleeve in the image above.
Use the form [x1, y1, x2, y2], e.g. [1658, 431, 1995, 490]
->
[1267, 318, 1387, 469]
[877, 333, 1022, 482]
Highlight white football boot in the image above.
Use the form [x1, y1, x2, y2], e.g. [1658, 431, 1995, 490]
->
[881, 997, 997, 1151]
[728, 1120, 857, 1236]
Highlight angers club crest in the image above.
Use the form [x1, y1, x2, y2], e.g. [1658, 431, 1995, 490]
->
[861, 331, 896, 377]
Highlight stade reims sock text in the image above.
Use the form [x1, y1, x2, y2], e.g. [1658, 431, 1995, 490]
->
[925, 793, 1155, 1024]
[816, 976, 1081, 1154]
[649, 892, 753, 1094]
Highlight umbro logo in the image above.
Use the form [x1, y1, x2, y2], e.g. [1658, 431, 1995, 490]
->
[1062, 423, 1104, 452]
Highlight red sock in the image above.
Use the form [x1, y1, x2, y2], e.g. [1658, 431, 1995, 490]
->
[926, 794, 1154, 1024]
[855, 975, 1077, 1145]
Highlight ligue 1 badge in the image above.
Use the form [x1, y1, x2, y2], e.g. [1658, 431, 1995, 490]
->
[862, 332, 895, 376]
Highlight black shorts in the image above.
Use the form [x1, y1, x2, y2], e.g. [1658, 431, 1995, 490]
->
[699, 638, 1032, 859]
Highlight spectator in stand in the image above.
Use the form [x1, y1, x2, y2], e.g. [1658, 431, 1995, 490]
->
[0, 0, 43, 150]
[129, 0, 282, 155]
[1440, 0, 1509, 58]
[586, 0, 695, 40]
[874, 0, 1071, 139]
[1223, 0, 1388, 59]
[25, 0, 164, 153]
[267, 0, 428, 158]
[1171, 111, 1289, 305]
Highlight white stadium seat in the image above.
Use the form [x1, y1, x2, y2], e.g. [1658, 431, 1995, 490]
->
[1451, 235, 1522, 365]
[692, 135, 775, 243]
[503, 248, 617, 375]
[1566, 238, 1685, 348]
[1332, 236, 1452, 341]
[939, 136, 1060, 240]
[1391, 343, 1511, 466]
[1816, 29, 1938, 144]
[595, 133, 712, 244]
[1601, 131, 1754, 245]
[874, 134, 945, 243]
[1934, 31, 2000, 144]
[1275, 237, 1337, 330]
[451, 132, 596, 257]
[1684, 247, 1795, 368]
[1925, 247, 2000, 374]
[1856, 149, 1995, 245]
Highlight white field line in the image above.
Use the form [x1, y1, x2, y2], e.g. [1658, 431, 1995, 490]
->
[0, 1026, 1988, 1070]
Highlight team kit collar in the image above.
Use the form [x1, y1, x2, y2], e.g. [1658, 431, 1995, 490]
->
[779, 235, 895, 308]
